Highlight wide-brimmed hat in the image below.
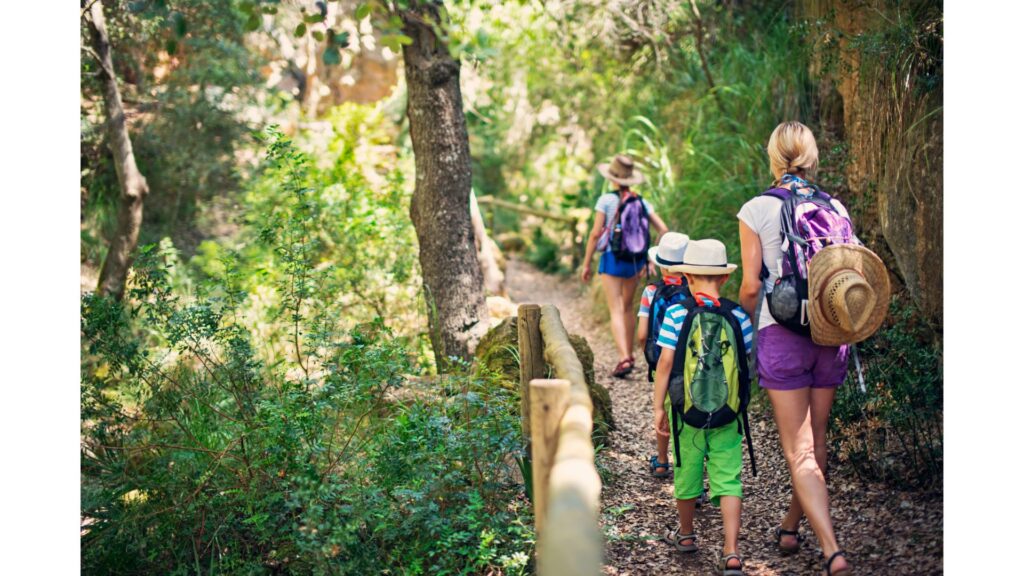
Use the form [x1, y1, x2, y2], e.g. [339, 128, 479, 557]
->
[808, 244, 890, 346]
[647, 232, 690, 271]
[597, 154, 645, 186]
[676, 239, 737, 275]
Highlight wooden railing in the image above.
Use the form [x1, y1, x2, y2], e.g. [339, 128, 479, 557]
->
[518, 304, 602, 575]
[476, 195, 591, 270]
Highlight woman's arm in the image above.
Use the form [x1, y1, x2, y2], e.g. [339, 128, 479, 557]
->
[581, 211, 606, 283]
[648, 211, 670, 241]
[738, 220, 763, 316]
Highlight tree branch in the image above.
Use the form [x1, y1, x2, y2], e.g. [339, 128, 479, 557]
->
[689, 0, 724, 111]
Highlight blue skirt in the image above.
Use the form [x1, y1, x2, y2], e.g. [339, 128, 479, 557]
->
[598, 250, 647, 278]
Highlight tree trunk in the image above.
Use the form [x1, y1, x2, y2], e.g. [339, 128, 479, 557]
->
[87, 0, 149, 301]
[400, 3, 488, 370]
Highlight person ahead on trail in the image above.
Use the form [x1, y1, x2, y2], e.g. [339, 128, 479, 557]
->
[654, 239, 753, 576]
[737, 121, 882, 576]
[581, 154, 669, 378]
[637, 232, 691, 479]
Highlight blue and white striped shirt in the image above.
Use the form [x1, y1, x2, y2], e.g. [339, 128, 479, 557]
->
[656, 298, 753, 354]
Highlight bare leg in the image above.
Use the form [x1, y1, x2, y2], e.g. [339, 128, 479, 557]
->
[600, 273, 631, 361]
[657, 429, 669, 464]
[720, 495, 742, 564]
[780, 388, 836, 546]
[676, 497, 697, 540]
[767, 388, 848, 573]
[619, 271, 641, 357]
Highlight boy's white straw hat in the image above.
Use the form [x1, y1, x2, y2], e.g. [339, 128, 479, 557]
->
[676, 239, 737, 275]
[808, 244, 890, 346]
[648, 232, 689, 271]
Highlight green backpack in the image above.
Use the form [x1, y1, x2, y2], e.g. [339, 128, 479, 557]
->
[667, 296, 757, 476]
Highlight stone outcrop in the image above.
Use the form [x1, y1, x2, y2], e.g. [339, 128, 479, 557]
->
[798, 0, 943, 327]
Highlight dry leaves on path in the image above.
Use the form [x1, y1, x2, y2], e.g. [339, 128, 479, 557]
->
[505, 259, 941, 575]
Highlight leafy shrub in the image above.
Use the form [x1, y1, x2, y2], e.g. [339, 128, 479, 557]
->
[81, 131, 532, 575]
[524, 227, 566, 274]
[829, 296, 942, 489]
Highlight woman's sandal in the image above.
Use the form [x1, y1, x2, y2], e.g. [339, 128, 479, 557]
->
[662, 527, 697, 553]
[773, 525, 805, 555]
[719, 553, 745, 576]
[649, 455, 671, 478]
[611, 358, 634, 378]
[823, 550, 851, 576]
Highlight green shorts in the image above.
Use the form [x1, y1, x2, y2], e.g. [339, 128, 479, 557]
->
[664, 396, 743, 505]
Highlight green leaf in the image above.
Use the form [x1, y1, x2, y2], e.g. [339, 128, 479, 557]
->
[331, 30, 350, 48]
[244, 13, 261, 32]
[294, 23, 307, 37]
[355, 3, 371, 20]
[303, 13, 326, 24]
[170, 11, 187, 38]
[322, 46, 341, 66]
[311, 30, 325, 42]
[165, 38, 178, 54]
[395, 34, 413, 46]
[380, 35, 399, 52]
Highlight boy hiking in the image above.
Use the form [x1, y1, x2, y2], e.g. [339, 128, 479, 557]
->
[653, 239, 755, 576]
[637, 232, 691, 478]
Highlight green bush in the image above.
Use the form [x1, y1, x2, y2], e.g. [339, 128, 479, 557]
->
[81, 132, 532, 575]
[524, 227, 566, 274]
[829, 296, 942, 489]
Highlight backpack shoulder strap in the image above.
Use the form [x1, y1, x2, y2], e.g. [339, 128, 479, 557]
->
[668, 298, 700, 377]
[716, 298, 758, 477]
[762, 187, 792, 201]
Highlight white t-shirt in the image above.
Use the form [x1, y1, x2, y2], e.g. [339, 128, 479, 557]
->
[736, 191, 851, 330]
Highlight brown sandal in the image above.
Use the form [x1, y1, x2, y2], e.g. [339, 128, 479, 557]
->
[774, 525, 804, 555]
[611, 358, 634, 378]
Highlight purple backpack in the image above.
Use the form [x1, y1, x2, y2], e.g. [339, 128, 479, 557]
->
[761, 183, 855, 336]
[609, 192, 651, 259]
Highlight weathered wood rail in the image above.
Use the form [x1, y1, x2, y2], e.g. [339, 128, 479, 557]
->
[518, 304, 602, 575]
[476, 195, 591, 270]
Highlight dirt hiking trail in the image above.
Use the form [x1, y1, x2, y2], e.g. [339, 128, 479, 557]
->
[505, 258, 941, 575]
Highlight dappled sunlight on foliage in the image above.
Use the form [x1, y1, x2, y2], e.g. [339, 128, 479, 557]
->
[82, 131, 531, 574]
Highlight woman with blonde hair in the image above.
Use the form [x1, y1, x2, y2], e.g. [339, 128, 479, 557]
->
[581, 154, 668, 377]
[736, 122, 851, 576]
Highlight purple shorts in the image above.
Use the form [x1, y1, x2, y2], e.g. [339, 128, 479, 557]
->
[756, 325, 849, 390]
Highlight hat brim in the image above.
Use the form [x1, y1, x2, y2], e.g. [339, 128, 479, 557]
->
[648, 246, 688, 272]
[598, 163, 645, 186]
[674, 263, 737, 275]
[808, 244, 890, 346]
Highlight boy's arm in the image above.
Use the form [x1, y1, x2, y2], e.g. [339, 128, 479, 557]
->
[636, 285, 655, 344]
[653, 347, 674, 438]
[636, 316, 648, 345]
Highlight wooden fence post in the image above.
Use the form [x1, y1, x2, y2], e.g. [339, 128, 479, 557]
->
[529, 378, 570, 536]
[518, 304, 544, 445]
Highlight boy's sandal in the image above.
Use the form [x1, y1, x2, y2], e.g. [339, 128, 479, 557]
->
[662, 527, 697, 553]
[719, 553, 745, 576]
[611, 358, 634, 378]
[823, 550, 851, 576]
[649, 455, 671, 478]
[774, 525, 805, 555]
